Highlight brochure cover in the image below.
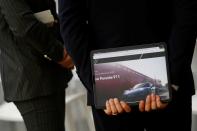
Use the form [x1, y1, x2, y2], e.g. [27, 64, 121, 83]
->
[91, 43, 171, 109]
[34, 10, 54, 24]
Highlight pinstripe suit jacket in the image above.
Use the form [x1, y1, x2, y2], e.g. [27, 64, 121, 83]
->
[0, 0, 72, 102]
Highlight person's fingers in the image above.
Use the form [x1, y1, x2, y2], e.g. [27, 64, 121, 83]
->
[109, 99, 118, 115]
[104, 100, 112, 115]
[64, 55, 72, 64]
[156, 95, 162, 109]
[114, 98, 124, 113]
[63, 55, 74, 69]
[120, 101, 131, 113]
[57, 48, 75, 69]
[145, 95, 151, 112]
[156, 95, 168, 109]
[63, 48, 68, 59]
[67, 56, 74, 68]
[139, 100, 145, 112]
[66, 62, 74, 69]
[58, 51, 72, 68]
[60, 61, 73, 69]
[151, 94, 157, 110]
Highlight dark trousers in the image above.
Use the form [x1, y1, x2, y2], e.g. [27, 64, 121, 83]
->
[92, 91, 192, 131]
[14, 89, 65, 131]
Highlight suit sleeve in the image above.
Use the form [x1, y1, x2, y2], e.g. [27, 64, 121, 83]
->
[58, 0, 92, 92]
[0, 0, 64, 62]
[169, 0, 197, 89]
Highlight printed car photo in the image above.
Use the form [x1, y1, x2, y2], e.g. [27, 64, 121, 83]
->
[121, 82, 168, 102]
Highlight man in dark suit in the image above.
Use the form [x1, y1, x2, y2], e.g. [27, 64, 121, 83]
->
[59, 0, 197, 130]
[0, 0, 73, 131]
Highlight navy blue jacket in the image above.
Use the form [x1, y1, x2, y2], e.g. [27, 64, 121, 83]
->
[59, 0, 197, 105]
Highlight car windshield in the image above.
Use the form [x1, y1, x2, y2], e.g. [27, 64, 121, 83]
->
[133, 83, 145, 89]
[143, 83, 152, 87]
[133, 82, 152, 89]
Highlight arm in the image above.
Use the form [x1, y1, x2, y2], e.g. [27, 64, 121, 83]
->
[169, 0, 197, 87]
[0, 9, 15, 53]
[58, 0, 92, 91]
[0, 0, 64, 62]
